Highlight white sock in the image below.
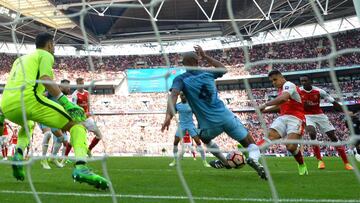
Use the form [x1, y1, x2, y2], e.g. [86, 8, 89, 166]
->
[248, 143, 261, 162]
[42, 131, 52, 156]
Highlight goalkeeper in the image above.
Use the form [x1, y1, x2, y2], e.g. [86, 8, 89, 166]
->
[0, 33, 109, 189]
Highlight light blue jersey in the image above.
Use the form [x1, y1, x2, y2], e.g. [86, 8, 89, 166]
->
[171, 69, 248, 142]
[171, 70, 234, 129]
[176, 102, 195, 129]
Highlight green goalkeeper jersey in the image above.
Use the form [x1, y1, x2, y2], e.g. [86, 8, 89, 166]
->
[1, 49, 54, 113]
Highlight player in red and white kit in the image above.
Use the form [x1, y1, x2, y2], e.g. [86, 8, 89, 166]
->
[9, 128, 18, 157]
[69, 77, 103, 157]
[179, 131, 197, 160]
[259, 70, 308, 175]
[299, 75, 353, 170]
[0, 121, 13, 160]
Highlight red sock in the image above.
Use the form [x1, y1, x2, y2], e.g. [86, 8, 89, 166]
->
[88, 137, 100, 151]
[335, 146, 348, 164]
[294, 150, 304, 165]
[1, 148, 5, 157]
[4, 146, 7, 157]
[192, 151, 196, 158]
[312, 145, 322, 161]
[65, 143, 72, 156]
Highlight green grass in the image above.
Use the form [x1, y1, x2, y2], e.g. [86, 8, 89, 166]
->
[0, 157, 359, 203]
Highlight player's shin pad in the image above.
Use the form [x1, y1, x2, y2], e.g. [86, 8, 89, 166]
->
[70, 124, 88, 158]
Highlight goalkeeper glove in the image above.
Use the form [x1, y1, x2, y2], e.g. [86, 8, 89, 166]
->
[57, 94, 86, 122]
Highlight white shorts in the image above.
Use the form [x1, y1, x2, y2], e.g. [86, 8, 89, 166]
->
[270, 115, 305, 137]
[0, 136, 9, 145]
[82, 117, 98, 133]
[183, 143, 193, 149]
[305, 114, 335, 133]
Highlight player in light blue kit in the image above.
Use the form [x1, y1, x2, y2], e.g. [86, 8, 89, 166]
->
[161, 46, 267, 180]
[39, 79, 71, 169]
[169, 92, 210, 167]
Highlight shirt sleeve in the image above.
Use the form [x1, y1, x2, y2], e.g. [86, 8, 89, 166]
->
[38, 52, 54, 79]
[170, 75, 184, 92]
[319, 88, 335, 103]
[282, 81, 296, 95]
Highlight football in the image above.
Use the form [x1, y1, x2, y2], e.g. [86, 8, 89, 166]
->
[226, 151, 246, 168]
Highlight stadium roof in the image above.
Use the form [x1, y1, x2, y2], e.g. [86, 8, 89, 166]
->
[0, 0, 356, 48]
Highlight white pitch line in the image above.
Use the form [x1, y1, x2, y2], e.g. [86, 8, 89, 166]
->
[109, 168, 356, 174]
[0, 190, 359, 203]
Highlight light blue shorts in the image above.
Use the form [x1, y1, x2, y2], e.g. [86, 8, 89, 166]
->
[199, 116, 248, 143]
[53, 132, 69, 143]
[175, 127, 199, 138]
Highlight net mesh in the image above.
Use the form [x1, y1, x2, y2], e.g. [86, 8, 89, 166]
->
[0, 0, 359, 203]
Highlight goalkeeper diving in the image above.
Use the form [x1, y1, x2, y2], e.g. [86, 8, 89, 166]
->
[0, 33, 109, 190]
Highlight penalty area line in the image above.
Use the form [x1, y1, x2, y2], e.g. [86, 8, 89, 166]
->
[0, 190, 359, 202]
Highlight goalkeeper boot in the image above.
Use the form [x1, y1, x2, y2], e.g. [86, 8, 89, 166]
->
[72, 164, 109, 190]
[246, 158, 267, 180]
[209, 160, 232, 169]
[317, 160, 325, 169]
[298, 163, 309, 176]
[12, 149, 25, 181]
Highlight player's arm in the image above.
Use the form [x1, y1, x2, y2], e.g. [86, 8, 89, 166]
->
[259, 82, 294, 112]
[161, 89, 180, 132]
[261, 105, 280, 113]
[195, 45, 226, 70]
[319, 89, 342, 111]
[259, 92, 290, 112]
[40, 76, 85, 122]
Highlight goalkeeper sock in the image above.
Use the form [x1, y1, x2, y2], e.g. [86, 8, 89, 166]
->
[312, 145, 322, 161]
[88, 137, 100, 151]
[69, 124, 88, 160]
[335, 145, 349, 164]
[206, 141, 228, 165]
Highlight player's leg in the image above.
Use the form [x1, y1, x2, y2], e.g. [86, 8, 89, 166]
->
[49, 129, 65, 168]
[169, 134, 181, 166]
[40, 125, 53, 169]
[306, 115, 326, 168]
[286, 133, 308, 175]
[224, 117, 266, 179]
[324, 130, 353, 170]
[4, 120, 35, 181]
[306, 124, 325, 169]
[192, 129, 210, 167]
[30, 97, 109, 189]
[85, 118, 102, 157]
[199, 127, 231, 169]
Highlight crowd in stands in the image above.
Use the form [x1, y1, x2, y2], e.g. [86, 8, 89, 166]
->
[1, 30, 360, 82]
[90, 80, 360, 112]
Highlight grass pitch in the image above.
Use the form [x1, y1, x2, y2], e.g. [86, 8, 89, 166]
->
[0, 157, 359, 203]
